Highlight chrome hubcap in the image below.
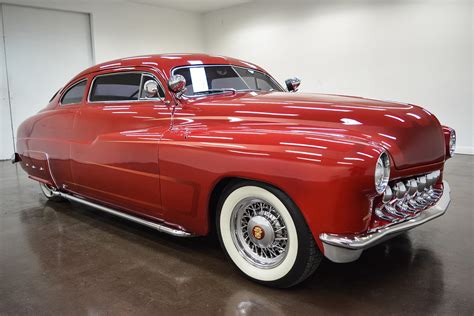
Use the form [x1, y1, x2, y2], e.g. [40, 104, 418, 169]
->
[230, 198, 288, 269]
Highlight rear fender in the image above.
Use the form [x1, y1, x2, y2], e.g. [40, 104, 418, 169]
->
[20, 150, 57, 187]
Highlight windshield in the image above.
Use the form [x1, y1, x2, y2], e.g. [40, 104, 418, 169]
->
[173, 65, 284, 96]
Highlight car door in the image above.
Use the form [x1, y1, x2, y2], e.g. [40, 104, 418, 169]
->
[70, 69, 172, 219]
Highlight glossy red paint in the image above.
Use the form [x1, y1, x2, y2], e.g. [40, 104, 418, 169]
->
[16, 54, 451, 254]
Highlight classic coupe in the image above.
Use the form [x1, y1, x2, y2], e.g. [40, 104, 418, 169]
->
[13, 54, 455, 287]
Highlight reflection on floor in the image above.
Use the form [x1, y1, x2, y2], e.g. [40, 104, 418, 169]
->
[0, 155, 473, 314]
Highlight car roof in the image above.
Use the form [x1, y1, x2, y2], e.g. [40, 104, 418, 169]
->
[71, 53, 268, 82]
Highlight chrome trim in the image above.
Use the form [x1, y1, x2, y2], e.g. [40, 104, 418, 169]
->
[40, 182, 55, 198]
[375, 151, 390, 194]
[417, 175, 427, 192]
[230, 198, 288, 269]
[171, 64, 285, 97]
[167, 74, 187, 98]
[320, 180, 450, 263]
[382, 186, 393, 203]
[376, 170, 442, 221]
[52, 191, 193, 237]
[448, 128, 456, 157]
[285, 77, 301, 92]
[87, 71, 166, 104]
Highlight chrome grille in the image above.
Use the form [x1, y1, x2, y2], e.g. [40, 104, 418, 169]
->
[375, 170, 443, 224]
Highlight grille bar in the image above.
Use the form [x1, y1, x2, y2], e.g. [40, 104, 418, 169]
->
[374, 170, 443, 229]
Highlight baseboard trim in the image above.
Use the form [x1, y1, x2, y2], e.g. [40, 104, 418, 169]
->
[456, 146, 474, 155]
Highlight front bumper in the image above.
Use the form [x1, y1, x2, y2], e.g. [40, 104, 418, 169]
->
[319, 180, 451, 263]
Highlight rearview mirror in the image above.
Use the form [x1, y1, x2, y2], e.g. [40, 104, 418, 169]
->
[168, 75, 187, 98]
[285, 77, 301, 92]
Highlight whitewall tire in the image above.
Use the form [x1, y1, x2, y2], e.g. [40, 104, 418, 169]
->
[217, 180, 322, 288]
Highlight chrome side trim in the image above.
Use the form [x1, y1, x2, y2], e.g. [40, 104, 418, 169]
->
[53, 191, 193, 237]
[319, 180, 450, 263]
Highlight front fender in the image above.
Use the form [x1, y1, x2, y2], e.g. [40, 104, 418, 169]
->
[158, 127, 384, 252]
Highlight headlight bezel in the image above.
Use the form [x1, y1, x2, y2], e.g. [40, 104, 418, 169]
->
[375, 151, 391, 194]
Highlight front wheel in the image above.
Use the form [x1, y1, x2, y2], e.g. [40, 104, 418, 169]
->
[217, 181, 322, 288]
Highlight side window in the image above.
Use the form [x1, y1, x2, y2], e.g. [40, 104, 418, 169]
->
[140, 74, 165, 99]
[235, 68, 257, 90]
[89, 73, 141, 102]
[61, 80, 87, 105]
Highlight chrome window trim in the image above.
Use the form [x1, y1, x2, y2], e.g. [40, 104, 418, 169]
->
[170, 64, 285, 97]
[49, 89, 60, 102]
[87, 71, 166, 104]
[59, 79, 88, 106]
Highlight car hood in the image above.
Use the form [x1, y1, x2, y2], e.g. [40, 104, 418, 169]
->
[191, 92, 446, 169]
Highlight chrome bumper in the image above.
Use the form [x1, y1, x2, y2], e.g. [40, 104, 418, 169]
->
[319, 180, 451, 263]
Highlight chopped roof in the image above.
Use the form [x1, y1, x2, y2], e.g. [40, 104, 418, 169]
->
[73, 53, 267, 82]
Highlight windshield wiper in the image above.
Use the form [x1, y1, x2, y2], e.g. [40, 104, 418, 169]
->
[193, 88, 237, 96]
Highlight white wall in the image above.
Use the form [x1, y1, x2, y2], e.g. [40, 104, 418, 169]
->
[2, 4, 94, 154]
[204, 0, 473, 154]
[0, 6, 15, 160]
[0, 0, 205, 159]
[472, 1, 474, 152]
[2, 0, 205, 63]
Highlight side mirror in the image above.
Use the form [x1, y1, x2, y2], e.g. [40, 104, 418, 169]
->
[143, 80, 159, 98]
[285, 77, 301, 92]
[168, 75, 187, 98]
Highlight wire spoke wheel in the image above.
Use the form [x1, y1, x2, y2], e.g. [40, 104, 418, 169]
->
[218, 182, 322, 287]
[230, 198, 289, 269]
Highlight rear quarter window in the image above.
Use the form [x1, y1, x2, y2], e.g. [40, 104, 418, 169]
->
[61, 80, 87, 105]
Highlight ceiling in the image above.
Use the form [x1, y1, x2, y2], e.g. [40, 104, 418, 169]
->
[129, 0, 254, 12]
[6, 0, 254, 13]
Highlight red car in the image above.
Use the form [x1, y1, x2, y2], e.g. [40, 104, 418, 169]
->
[13, 54, 454, 287]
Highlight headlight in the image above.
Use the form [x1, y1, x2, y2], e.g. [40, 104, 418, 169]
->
[375, 151, 390, 194]
[449, 128, 456, 157]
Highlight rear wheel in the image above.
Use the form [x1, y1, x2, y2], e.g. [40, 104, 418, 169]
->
[216, 180, 322, 288]
[39, 183, 65, 202]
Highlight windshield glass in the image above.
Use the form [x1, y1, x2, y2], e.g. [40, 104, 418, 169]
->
[173, 65, 284, 96]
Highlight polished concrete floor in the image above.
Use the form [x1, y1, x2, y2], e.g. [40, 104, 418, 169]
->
[0, 156, 473, 315]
